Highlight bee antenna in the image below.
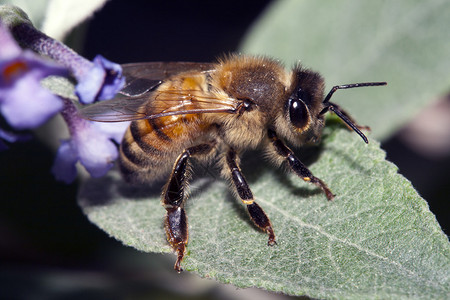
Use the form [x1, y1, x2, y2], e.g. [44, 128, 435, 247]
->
[322, 82, 387, 104]
[322, 81, 387, 144]
[327, 104, 369, 143]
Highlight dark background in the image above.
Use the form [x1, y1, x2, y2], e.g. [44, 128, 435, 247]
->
[1, 0, 448, 299]
[83, 1, 272, 62]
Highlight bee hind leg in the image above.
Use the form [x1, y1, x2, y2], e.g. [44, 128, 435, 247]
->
[163, 143, 216, 272]
[225, 148, 276, 246]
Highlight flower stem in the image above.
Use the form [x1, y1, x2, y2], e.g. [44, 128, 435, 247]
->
[11, 23, 92, 78]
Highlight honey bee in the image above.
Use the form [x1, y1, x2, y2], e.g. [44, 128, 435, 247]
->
[81, 55, 386, 272]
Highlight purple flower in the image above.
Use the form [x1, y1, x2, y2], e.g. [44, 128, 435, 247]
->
[0, 21, 66, 129]
[75, 55, 125, 104]
[1, 7, 128, 181]
[0, 127, 31, 150]
[52, 98, 129, 183]
[11, 21, 125, 104]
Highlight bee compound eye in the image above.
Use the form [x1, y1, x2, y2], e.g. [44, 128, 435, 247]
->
[288, 98, 309, 129]
[297, 89, 312, 105]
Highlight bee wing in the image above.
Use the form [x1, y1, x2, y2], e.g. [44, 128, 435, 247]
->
[80, 89, 240, 123]
[79, 93, 151, 122]
[120, 62, 216, 97]
[149, 89, 240, 118]
[80, 61, 236, 122]
[122, 61, 216, 79]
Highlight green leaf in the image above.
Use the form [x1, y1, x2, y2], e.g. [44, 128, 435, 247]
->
[78, 126, 450, 299]
[77, 1, 450, 298]
[240, 0, 450, 139]
[41, 76, 77, 101]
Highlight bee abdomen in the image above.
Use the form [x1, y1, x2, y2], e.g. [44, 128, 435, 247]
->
[119, 118, 196, 183]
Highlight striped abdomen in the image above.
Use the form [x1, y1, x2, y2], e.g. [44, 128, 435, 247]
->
[119, 113, 209, 183]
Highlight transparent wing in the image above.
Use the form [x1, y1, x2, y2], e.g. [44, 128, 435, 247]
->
[79, 89, 240, 123]
[120, 62, 215, 97]
[78, 93, 150, 122]
[150, 89, 239, 118]
[79, 61, 233, 122]
[122, 61, 215, 80]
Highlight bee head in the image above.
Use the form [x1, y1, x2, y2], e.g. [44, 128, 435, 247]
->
[279, 65, 386, 145]
[278, 66, 327, 145]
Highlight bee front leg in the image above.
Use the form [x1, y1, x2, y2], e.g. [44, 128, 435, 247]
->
[163, 143, 215, 272]
[225, 148, 276, 246]
[267, 129, 335, 200]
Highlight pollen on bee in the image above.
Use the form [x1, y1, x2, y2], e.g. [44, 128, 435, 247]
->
[303, 177, 311, 181]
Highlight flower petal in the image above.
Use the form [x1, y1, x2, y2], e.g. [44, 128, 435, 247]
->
[92, 121, 130, 144]
[75, 120, 118, 177]
[0, 23, 67, 130]
[78, 135, 118, 178]
[21, 50, 67, 79]
[54, 98, 122, 183]
[0, 74, 63, 129]
[93, 55, 125, 101]
[0, 20, 21, 58]
[51, 140, 79, 184]
[0, 127, 32, 150]
[74, 62, 104, 104]
[75, 55, 124, 104]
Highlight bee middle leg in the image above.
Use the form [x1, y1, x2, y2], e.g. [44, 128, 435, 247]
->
[225, 148, 276, 246]
[267, 129, 335, 200]
[163, 143, 216, 272]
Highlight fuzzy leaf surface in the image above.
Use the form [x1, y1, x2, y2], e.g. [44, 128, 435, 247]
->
[78, 1, 450, 299]
[78, 126, 449, 299]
